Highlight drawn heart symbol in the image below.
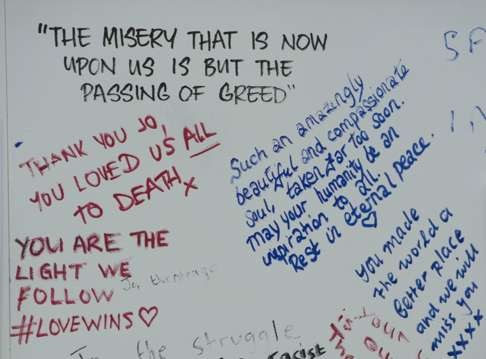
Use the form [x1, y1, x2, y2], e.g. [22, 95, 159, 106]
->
[139, 306, 159, 327]
[361, 211, 378, 228]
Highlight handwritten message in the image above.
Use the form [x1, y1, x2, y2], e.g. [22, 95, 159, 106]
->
[35, 24, 328, 104]
[4, 3, 486, 359]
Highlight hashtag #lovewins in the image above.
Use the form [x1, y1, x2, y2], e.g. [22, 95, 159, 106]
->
[10, 305, 159, 345]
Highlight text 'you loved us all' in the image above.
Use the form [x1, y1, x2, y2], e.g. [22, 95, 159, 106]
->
[229, 59, 435, 273]
[11, 114, 223, 345]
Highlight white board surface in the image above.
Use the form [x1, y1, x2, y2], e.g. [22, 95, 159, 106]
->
[1, 1, 486, 359]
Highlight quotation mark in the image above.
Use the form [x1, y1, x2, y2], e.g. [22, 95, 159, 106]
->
[287, 84, 296, 91]
[37, 22, 48, 34]
[10, 314, 35, 345]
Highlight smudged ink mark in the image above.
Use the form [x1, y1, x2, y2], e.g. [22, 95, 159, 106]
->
[450, 110, 455, 133]
[475, 106, 486, 121]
